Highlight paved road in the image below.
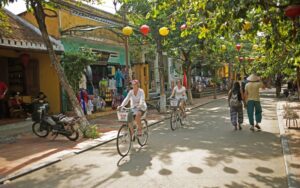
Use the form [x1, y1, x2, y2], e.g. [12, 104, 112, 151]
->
[2, 98, 288, 188]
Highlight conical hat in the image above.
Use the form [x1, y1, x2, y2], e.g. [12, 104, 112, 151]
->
[247, 74, 260, 82]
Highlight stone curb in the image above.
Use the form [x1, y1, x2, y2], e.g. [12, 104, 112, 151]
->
[0, 96, 225, 185]
[276, 102, 298, 188]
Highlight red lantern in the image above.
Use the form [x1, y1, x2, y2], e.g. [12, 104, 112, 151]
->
[236, 44, 241, 51]
[285, 5, 300, 19]
[20, 53, 30, 67]
[180, 24, 187, 31]
[140, 25, 150, 36]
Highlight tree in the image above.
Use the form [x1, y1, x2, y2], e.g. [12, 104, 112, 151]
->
[117, 0, 175, 112]
[0, 0, 105, 132]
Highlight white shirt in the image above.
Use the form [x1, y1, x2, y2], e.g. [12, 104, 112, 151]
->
[120, 88, 147, 111]
[173, 86, 186, 100]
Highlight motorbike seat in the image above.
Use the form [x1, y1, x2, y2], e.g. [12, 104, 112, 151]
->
[52, 114, 66, 121]
[59, 117, 74, 124]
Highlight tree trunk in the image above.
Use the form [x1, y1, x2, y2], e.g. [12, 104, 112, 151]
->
[297, 67, 300, 100]
[186, 62, 193, 105]
[157, 40, 166, 112]
[31, 1, 89, 131]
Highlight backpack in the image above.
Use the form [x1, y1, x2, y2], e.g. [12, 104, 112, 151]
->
[230, 92, 241, 108]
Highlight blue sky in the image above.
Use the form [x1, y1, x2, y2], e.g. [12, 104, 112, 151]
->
[5, 0, 119, 14]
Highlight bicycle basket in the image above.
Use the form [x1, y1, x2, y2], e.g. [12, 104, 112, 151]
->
[117, 110, 133, 122]
[170, 99, 179, 108]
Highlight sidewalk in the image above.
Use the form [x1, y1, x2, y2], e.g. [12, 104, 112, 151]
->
[0, 94, 226, 184]
[277, 100, 300, 187]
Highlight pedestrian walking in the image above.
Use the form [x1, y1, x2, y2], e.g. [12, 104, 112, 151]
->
[244, 74, 265, 131]
[228, 81, 244, 130]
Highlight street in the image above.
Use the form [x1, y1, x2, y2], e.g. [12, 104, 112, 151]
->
[2, 97, 287, 188]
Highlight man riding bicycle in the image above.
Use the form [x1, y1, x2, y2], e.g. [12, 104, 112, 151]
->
[117, 80, 147, 137]
[169, 79, 187, 116]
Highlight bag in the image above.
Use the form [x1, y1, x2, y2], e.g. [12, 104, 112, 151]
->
[230, 92, 241, 108]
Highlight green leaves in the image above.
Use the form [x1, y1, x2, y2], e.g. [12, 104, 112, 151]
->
[62, 49, 98, 92]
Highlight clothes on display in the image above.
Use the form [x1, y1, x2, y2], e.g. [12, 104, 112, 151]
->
[91, 95, 106, 111]
[114, 69, 124, 94]
[108, 77, 116, 90]
[99, 78, 108, 98]
[112, 93, 124, 110]
[77, 89, 89, 115]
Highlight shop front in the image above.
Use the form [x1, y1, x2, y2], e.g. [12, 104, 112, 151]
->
[0, 10, 64, 122]
[61, 37, 127, 113]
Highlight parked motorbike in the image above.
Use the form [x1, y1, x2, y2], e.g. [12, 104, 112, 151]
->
[31, 101, 80, 141]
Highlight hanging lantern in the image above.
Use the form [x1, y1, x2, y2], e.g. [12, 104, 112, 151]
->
[249, 57, 255, 62]
[236, 44, 241, 51]
[243, 21, 251, 31]
[252, 44, 258, 50]
[239, 57, 244, 62]
[140, 25, 150, 36]
[180, 24, 187, 31]
[20, 53, 30, 67]
[159, 27, 169, 36]
[122, 26, 133, 36]
[285, 5, 300, 19]
[221, 45, 226, 51]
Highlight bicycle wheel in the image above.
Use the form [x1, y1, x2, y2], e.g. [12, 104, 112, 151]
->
[137, 119, 149, 146]
[116, 124, 132, 157]
[179, 110, 186, 126]
[170, 110, 178, 131]
[32, 122, 49, 137]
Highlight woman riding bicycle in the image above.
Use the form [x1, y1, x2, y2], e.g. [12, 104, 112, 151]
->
[118, 80, 147, 136]
[169, 79, 187, 115]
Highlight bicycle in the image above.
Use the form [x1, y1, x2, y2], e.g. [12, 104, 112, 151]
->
[169, 98, 187, 131]
[116, 107, 149, 157]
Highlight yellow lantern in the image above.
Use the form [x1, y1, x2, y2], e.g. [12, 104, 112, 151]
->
[122, 26, 133, 36]
[252, 44, 258, 50]
[243, 21, 251, 31]
[159, 27, 169, 36]
[221, 45, 226, 51]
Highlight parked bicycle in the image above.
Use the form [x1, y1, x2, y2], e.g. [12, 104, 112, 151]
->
[31, 101, 80, 141]
[116, 107, 149, 157]
[169, 98, 186, 131]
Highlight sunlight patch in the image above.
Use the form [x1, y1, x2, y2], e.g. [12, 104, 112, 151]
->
[207, 107, 221, 111]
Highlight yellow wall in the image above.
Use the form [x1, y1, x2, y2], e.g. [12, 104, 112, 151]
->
[34, 53, 61, 113]
[20, 9, 123, 44]
[0, 49, 61, 113]
[132, 64, 149, 99]
[20, 9, 61, 38]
